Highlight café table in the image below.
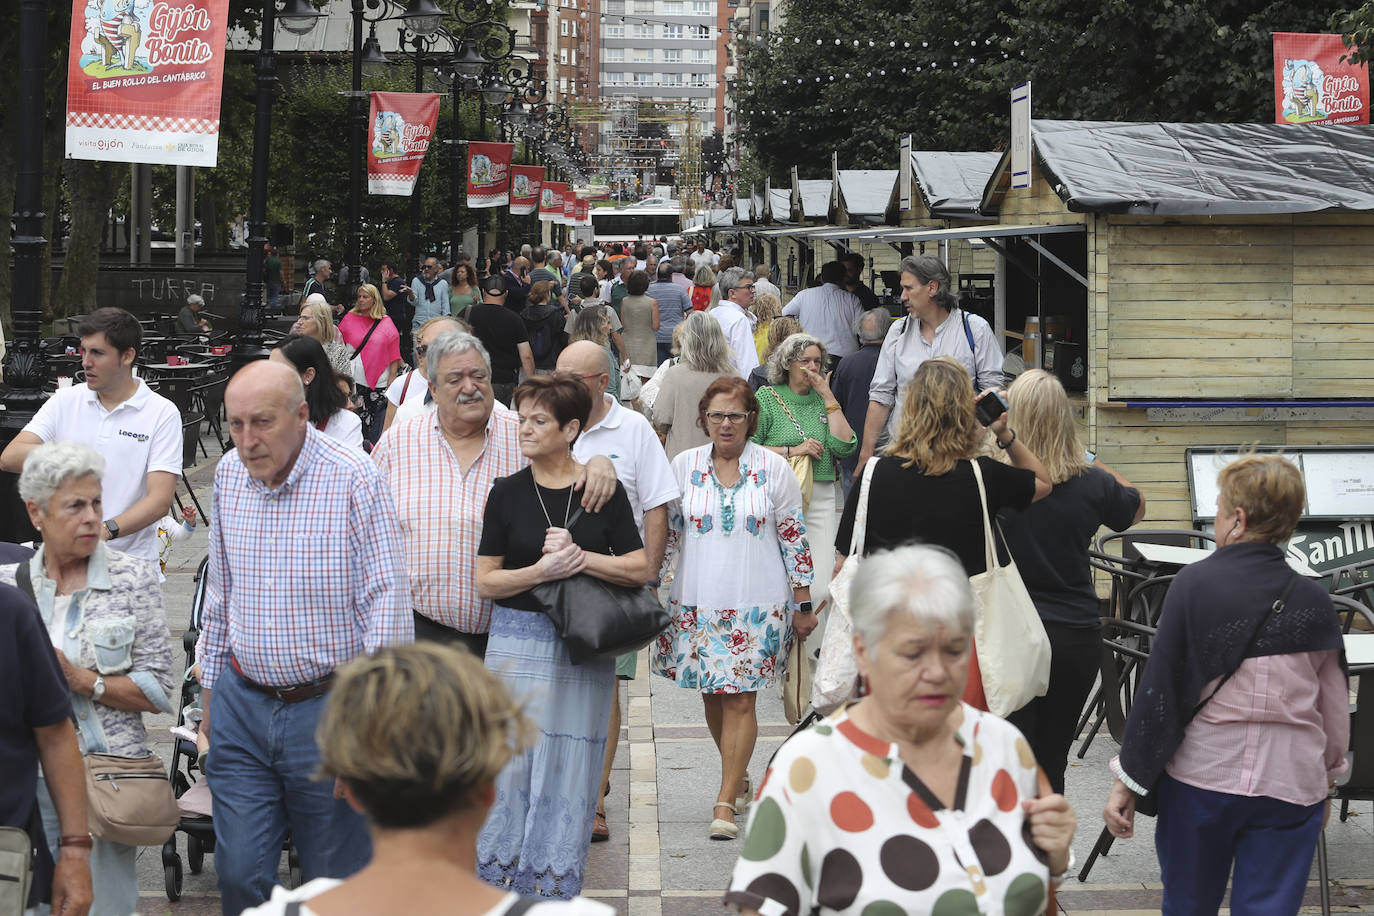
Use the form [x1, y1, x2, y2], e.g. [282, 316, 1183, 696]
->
[1131, 541, 1322, 578]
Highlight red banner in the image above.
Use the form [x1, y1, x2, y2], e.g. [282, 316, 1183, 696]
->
[510, 165, 545, 215]
[367, 91, 440, 196]
[467, 141, 515, 208]
[575, 199, 590, 226]
[1274, 33, 1370, 126]
[65, 0, 231, 165]
[562, 191, 577, 225]
[539, 181, 566, 223]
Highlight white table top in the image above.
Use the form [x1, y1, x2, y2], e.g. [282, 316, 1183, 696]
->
[1130, 541, 1322, 577]
[1345, 633, 1374, 667]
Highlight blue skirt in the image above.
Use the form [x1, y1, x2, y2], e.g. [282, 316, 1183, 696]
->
[477, 605, 616, 899]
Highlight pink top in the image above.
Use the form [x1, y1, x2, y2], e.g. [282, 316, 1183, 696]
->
[1167, 649, 1349, 806]
[338, 312, 402, 389]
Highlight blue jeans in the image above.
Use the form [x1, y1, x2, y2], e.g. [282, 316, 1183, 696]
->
[1155, 773, 1324, 915]
[207, 666, 371, 915]
[36, 777, 136, 916]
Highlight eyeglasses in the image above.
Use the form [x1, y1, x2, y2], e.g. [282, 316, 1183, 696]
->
[733, 283, 754, 293]
[424, 263, 439, 271]
[416, 344, 429, 359]
[705, 411, 751, 425]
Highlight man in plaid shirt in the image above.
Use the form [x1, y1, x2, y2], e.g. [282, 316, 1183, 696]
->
[199, 360, 411, 915]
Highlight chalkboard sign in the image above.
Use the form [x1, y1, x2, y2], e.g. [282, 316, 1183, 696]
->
[1187, 446, 1374, 521]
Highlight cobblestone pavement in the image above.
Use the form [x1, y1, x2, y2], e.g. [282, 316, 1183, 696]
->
[124, 444, 1374, 914]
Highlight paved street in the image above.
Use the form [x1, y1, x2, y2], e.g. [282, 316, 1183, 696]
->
[121, 445, 1374, 915]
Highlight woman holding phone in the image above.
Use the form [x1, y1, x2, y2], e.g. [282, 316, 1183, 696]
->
[833, 357, 1052, 710]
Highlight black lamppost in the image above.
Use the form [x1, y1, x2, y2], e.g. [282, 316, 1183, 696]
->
[238, 0, 326, 370]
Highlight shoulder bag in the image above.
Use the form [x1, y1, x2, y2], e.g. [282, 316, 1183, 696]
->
[0, 814, 34, 913]
[529, 507, 671, 664]
[765, 387, 814, 510]
[347, 318, 382, 388]
[1133, 572, 1301, 816]
[14, 564, 180, 847]
[811, 457, 878, 713]
[969, 460, 1052, 717]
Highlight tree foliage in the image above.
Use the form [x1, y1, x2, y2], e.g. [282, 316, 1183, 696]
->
[735, 0, 1351, 185]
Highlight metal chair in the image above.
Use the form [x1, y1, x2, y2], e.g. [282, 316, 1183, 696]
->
[1317, 657, 1374, 916]
[179, 413, 209, 524]
[188, 374, 229, 455]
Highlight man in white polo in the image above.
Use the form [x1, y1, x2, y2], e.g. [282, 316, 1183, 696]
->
[0, 308, 181, 564]
[556, 340, 678, 843]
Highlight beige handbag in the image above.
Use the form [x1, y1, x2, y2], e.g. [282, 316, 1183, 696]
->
[766, 387, 815, 509]
[0, 825, 34, 913]
[968, 461, 1052, 717]
[85, 752, 180, 846]
[781, 633, 813, 725]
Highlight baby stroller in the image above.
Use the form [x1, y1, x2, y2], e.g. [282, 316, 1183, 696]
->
[161, 555, 301, 899]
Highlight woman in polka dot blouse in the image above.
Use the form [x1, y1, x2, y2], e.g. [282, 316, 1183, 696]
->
[725, 544, 1076, 916]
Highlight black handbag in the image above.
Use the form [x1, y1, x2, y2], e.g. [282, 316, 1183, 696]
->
[1134, 572, 1300, 817]
[531, 574, 670, 664]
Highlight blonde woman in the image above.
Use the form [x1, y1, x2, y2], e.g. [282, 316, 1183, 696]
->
[999, 369, 1144, 792]
[749, 315, 800, 391]
[339, 283, 404, 444]
[690, 264, 716, 312]
[243, 643, 613, 915]
[569, 304, 620, 399]
[294, 294, 352, 378]
[833, 357, 1051, 710]
[749, 292, 782, 361]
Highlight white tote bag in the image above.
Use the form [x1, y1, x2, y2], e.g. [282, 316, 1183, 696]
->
[968, 460, 1052, 717]
[811, 457, 877, 714]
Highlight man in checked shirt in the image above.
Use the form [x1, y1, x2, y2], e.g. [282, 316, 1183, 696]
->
[197, 360, 412, 915]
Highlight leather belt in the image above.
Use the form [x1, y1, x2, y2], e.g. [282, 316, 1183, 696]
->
[231, 656, 333, 704]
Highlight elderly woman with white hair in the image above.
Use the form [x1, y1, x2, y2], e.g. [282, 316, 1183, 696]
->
[725, 544, 1076, 916]
[0, 441, 175, 916]
[175, 293, 211, 335]
[751, 332, 855, 649]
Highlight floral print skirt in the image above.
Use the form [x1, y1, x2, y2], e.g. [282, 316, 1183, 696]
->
[651, 600, 794, 694]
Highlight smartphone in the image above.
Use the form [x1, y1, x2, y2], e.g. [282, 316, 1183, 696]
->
[975, 390, 1008, 427]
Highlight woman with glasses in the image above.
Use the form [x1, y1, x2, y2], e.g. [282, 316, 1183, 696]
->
[652, 375, 817, 840]
[294, 294, 352, 379]
[752, 332, 856, 660]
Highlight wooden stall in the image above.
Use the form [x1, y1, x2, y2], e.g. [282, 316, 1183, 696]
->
[980, 119, 1374, 529]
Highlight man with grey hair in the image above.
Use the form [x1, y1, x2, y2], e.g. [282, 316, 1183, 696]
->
[175, 293, 211, 334]
[712, 267, 761, 377]
[301, 259, 331, 305]
[200, 360, 411, 914]
[371, 330, 619, 655]
[753, 263, 780, 301]
[831, 308, 891, 497]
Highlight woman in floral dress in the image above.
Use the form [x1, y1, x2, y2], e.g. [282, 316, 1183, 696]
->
[652, 375, 817, 840]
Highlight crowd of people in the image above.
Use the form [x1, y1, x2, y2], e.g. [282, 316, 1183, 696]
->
[0, 239, 1352, 916]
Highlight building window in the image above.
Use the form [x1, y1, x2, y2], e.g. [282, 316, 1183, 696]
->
[692, 24, 710, 39]
[633, 72, 651, 85]
[690, 72, 708, 86]
[605, 0, 624, 10]
[691, 0, 712, 12]
[605, 71, 625, 84]
[663, 0, 683, 11]
[662, 72, 683, 86]
[632, 23, 652, 38]
[605, 23, 624, 37]
[605, 47, 625, 61]
[559, 77, 568, 92]
[663, 48, 682, 62]
[559, 19, 567, 33]
[633, 47, 650, 61]
[571, 20, 578, 36]
[663, 23, 683, 39]
[570, 48, 577, 65]
[570, 79, 577, 94]
[692, 48, 710, 62]
[560, 47, 568, 63]
[633, 0, 653, 11]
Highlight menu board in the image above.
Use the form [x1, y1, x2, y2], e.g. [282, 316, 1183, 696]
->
[1187, 446, 1374, 520]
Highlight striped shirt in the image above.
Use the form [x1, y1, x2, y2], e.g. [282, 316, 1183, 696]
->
[370, 402, 524, 633]
[199, 425, 412, 690]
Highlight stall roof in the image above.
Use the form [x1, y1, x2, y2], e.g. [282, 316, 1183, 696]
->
[793, 180, 832, 219]
[764, 188, 791, 220]
[735, 198, 752, 222]
[983, 119, 1374, 216]
[910, 151, 1002, 218]
[835, 170, 899, 218]
[851, 223, 1086, 244]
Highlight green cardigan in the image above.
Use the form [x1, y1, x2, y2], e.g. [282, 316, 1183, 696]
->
[752, 384, 857, 482]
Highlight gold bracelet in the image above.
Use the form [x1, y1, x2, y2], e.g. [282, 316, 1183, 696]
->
[824, 401, 842, 413]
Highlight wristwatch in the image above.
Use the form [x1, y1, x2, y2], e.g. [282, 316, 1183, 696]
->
[797, 601, 814, 615]
[103, 519, 120, 539]
[91, 675, 106, 702]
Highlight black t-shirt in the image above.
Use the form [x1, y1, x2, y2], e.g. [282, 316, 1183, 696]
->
[836, 456, 1036, 576]
[478, 468, 643, 611]
[0, 582, 73, 907]
[998, 466, 1141, 628]
[504, 271, 532, 313]
[467, 302, 531, 384]
[384, 276, 413, 325]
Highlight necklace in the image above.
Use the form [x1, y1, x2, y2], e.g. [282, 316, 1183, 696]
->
[533, 473, 575, 529]
[710, 461, 745, 535]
